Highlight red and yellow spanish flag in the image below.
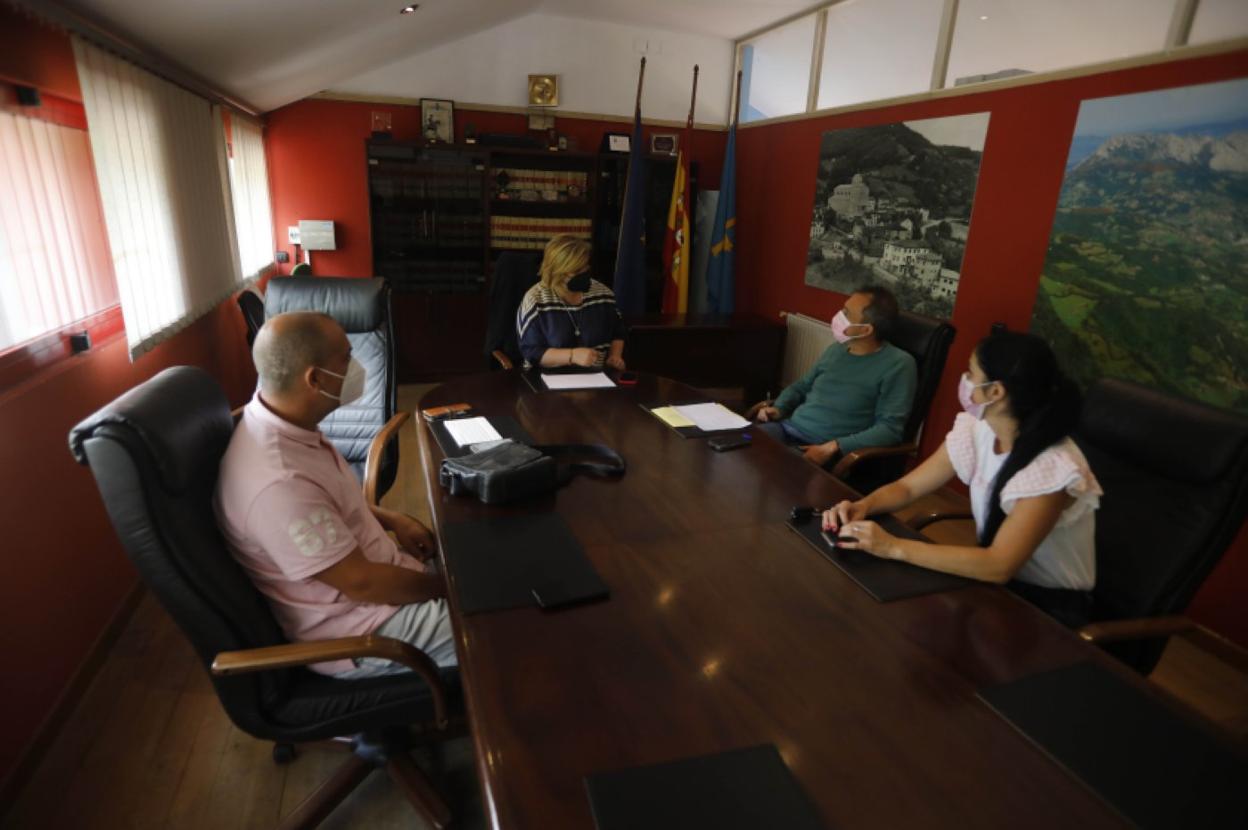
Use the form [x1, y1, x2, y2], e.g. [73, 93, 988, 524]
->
[661, 148, 691, 313]
[662, 66, 698, 314]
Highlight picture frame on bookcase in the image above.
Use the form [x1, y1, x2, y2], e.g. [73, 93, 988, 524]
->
[421, 98, 454, 143]
[651, 133, 678, 155]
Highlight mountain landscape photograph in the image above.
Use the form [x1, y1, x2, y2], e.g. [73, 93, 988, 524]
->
[1031, 78, 1248, 414]
[804, 113, 990, 319]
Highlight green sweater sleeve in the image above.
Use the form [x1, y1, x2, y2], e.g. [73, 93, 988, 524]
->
[774, 359, 821, 415]
[834, 355, 917, 453]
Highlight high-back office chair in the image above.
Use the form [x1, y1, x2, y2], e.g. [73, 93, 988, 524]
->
[831, 310, 956, 491]
[484, 251, 541, 369]
[69, 367, 460, 830]
[913, 378, 1248, 674]
[265, 276, 401, 501]
[237, 287, 265, 348]
[1071, 378, 1248, 672]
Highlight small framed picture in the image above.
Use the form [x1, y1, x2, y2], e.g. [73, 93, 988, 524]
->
[651, 133, 678, 155]
[420, 98, 454, 144]
[605, 133, 630, 153]
[557, 135, 568, 151]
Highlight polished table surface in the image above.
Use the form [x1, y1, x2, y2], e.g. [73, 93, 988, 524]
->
[416, 371, 1134, 829]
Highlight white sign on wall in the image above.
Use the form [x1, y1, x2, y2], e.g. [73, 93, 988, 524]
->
[298, 220, 336, 251]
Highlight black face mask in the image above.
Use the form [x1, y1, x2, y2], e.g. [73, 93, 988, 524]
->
[566, 273, 591, 293]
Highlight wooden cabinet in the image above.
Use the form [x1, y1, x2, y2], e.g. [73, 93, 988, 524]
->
[367, 140, 696, 381]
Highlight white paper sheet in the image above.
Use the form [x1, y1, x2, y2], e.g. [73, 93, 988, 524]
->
[443, 416, 503, 447]
[541, 372, 616, 390]
[672, 403, 751, 432]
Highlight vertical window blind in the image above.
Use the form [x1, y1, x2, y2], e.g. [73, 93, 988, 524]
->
[73, 38, 242, 359]
[224, 110, 275, 283]
[0, 109, 119, 352]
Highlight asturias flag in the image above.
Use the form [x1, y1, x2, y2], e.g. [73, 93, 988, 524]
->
[706, 123, 736, 313]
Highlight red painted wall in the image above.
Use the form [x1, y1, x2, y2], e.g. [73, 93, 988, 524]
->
[0, 13, 258, 790]
[0, 5, 81, 102]
[734, 49, 1248, 645]
[265, 98, 727, 277]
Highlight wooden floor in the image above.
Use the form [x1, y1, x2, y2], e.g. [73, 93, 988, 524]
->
[5, 383, 1246, 828]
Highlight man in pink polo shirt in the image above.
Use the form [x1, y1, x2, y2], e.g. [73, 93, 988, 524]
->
[214, 311, 456, 676]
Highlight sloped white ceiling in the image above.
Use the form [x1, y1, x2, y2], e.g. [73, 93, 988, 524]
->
[50, 0, 812, 112]
[337, 12, 738, 123]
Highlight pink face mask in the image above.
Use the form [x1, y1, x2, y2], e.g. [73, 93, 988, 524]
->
[831, 310, 867, 344]
[958, 373, 995, 419]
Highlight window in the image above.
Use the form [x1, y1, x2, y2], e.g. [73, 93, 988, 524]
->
[1188, 0, 1248, 46]
[818, 0, 944, 110]
[73, 38, 242, 359]
[946, 0, 1175, 87]
[0, 106, 119, 353]
[224, 111, 275, 283]
[740, 14, 818, 123]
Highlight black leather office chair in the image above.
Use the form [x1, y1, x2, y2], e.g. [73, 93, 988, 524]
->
[69, 366, 461, 830]
[484, 251, 541, 369]
[913, 378, 1248, 674]
[831, 310, 956, 491]
[1070, 379, 1248, 672]
[265, 276, 401, 501]
[237, 287, 265, 347]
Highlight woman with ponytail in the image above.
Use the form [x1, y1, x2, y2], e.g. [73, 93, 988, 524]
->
[821, 331, 1102, 625]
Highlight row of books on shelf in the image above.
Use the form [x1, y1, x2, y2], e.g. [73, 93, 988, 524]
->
[375, 212, 484, 246]
[489, 216, 591, 251]
[494, 167, 589, 204]
[371, 167, 485, 200]
[378, 259, 485, 293]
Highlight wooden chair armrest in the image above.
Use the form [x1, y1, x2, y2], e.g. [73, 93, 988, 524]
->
[491, 349, 514, 370]
[363, 411, 411, 505]
[211, 634, 449, 727]
[908, 511, 975, 531]
[1078, 615, 1196, 646]
[831, 442, 919, 478]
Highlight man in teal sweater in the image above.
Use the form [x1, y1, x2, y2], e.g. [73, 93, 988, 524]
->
[753, 286, 917, 466]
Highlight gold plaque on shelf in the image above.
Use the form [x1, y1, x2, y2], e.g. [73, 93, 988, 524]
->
[528, 74, 559, 107]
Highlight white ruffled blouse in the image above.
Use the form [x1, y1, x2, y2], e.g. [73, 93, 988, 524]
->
[945, 413, 1102, 590]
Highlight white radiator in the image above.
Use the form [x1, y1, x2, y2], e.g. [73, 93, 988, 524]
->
[780, 311, 834, 389]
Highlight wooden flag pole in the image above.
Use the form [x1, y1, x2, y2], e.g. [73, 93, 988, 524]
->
[687, 65, 699, 129]
[732, 69, 743, 129]
[634, 56, 647, 114]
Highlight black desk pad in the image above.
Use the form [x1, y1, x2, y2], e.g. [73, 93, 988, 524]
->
[640, 402, 751, 439]
[521, 368, 619, 393]
[978, 661, 1247, 829]
[428, 415, 534, 459]
[441, 513, 608, 615]
[584, 744, 825, 830]
[786, 515, 972, 602]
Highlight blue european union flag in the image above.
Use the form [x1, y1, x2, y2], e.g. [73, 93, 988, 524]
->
[706, 124, 736, 313]
[613, 108, 647, 316]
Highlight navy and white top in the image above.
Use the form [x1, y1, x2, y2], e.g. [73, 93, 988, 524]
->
[516, 279, 627, 368]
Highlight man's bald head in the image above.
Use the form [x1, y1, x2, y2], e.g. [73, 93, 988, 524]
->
[253, 312, 341, 395]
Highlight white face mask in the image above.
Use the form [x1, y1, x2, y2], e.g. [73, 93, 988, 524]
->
[317, 357, 367, 407]
[831, 309, 869, 344]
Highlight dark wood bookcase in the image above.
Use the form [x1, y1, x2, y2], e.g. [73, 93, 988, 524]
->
[367, 140, 690, 381]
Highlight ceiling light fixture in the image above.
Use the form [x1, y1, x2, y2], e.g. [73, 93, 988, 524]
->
[400, 4, 418, 13]
[979, 15, 989, 20]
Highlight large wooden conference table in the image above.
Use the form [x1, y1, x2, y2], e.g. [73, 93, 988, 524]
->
[416, 371, 1130, 829]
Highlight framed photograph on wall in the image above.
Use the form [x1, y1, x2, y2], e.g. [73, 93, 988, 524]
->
[651, 133, 678, 155]
[420, 98, 454, 143]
